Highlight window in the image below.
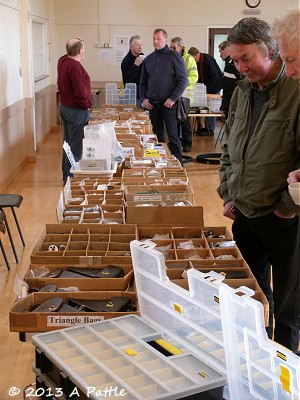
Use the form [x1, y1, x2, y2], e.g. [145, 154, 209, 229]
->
[32, 20, 48, 80]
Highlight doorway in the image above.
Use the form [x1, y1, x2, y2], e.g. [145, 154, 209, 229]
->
[209, 28, 231, 72]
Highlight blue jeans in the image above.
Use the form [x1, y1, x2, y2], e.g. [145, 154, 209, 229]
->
[59, 105, 90, 182]
[232, 211, 300, 353]
[149, 102, 182, 164]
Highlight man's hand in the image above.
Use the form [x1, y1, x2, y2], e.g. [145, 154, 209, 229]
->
[164, 98, 175, 109]
[223, 200, 237, 220]
[142, 99, 152, 110]
[287, 169, 300, 184]
[273, 209, 290, 219]
[134, 56, 144, 66]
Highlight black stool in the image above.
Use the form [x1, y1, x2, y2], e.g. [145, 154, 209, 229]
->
[0, 210, 10, 270]
[0, 194, 25, 264]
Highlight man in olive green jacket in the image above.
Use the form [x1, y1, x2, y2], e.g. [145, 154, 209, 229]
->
[217, 17, 300, 354]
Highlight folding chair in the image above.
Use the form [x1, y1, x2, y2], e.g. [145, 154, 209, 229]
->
[0, 194, 25, 264]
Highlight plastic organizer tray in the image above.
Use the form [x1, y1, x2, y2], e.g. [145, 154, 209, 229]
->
[32, 315, 226, 399]
[130, 240, 299, 400]
[106, 83, 137, 105]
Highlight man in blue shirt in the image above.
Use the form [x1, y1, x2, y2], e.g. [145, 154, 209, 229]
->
[139, 28, 188, 164]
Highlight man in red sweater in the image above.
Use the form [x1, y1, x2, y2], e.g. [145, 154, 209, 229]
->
[57, 37, 92, 184]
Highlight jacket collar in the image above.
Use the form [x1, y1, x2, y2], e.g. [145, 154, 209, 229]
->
[155, 45, 171, 54]
[237, 62, 287, 109]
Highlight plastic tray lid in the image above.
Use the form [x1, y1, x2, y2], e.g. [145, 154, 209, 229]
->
[130, 240, 227, 375]
[219, 283, 300, 400]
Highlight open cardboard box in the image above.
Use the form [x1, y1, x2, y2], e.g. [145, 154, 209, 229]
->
[10, 291, 138, 332]
[30, 224, 137, 264]
[24, 263, 133, 292]
[124, 183, 193, 202]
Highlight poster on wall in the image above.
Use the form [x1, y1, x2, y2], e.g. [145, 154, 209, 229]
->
[113, 35, 129, 65]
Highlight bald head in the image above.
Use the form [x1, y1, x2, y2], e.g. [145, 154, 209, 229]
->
[66, 38, 84, 57]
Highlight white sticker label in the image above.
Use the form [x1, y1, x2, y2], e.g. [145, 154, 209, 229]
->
[123, 147, 135, 156]
[47, 315, 104, 326]
[133, 195, 162, 202]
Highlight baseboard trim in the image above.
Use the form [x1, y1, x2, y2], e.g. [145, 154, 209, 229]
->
[0, 159, 27, 191]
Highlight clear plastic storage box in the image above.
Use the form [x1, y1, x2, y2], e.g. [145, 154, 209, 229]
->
[106, 83, 136, 105]
[130, 240, 299, 400]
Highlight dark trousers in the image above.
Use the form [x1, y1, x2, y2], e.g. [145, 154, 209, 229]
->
[149, 102, 182, 164]
[232, 211, 300, 353]
[59, 105, 90, 182]
[178, 117, 192, 148]
[196, 116, 216, 131]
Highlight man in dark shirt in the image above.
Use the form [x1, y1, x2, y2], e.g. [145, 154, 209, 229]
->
[139, 28, 188, 164]
[121, 35, 144, 108]
[57, 37, 92, 184]
[188, 47, 223, 135]
[218, 40, 243, 119]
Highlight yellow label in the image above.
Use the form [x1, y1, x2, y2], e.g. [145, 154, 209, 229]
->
[173, 303, 183, 314]
[124, 348, 137, 356]
[155, 339, 182, 355]
[144, 149, 160, 157]
[198, 371, 209, 378]
[276, 350, 287, 361]
[213, 295, 220, 304]
[280, 365, 291, 394]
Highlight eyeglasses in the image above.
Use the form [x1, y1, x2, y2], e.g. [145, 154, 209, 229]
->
[73, 37, 84, 42]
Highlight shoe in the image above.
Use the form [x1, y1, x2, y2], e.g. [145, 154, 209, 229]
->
[182, 146, 191, 152]
[196, 130, 210, 136]
[208, 130, 214, 135]
[195, 128, 209, 136]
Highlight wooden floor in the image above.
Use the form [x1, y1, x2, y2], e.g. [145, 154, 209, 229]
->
[0, 124, 231, 398]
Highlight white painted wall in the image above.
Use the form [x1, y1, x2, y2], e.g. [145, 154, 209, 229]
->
[53, 0, 299, 83]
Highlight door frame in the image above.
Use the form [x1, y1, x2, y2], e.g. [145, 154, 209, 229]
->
[208, 28, 232, 56]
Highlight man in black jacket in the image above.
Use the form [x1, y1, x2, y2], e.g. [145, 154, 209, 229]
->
[121, 35, 144, 108]
[218, 40, 243, 119]
[139, 28, 188, 164]
[188, 47, 223, 135]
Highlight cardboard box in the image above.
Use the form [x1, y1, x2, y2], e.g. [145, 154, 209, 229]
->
[30, 224, 137, 264]
[126, 205, 203, 226]
[129, 156, 182, 169]
[203, 226, 233, 239]
[10, 291, 138, 332]
[122, 167, 187, 178]
[24, 263, 133, 292]
[124, 184, 193, 203]
[121, 176, 189, 186]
